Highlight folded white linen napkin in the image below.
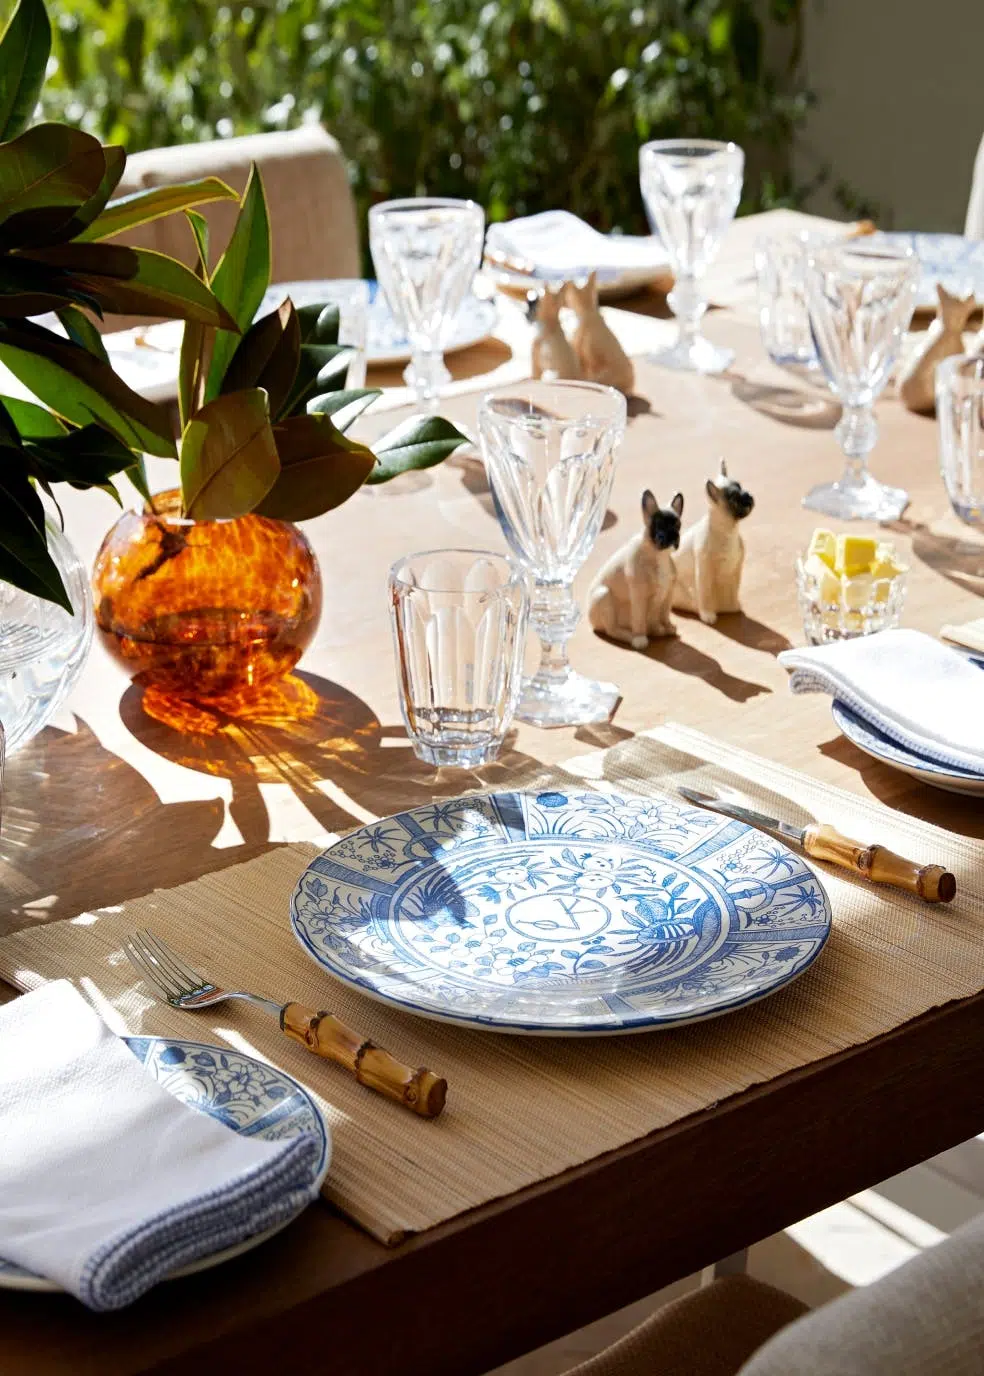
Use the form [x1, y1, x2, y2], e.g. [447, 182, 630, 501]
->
[485, 210, 667, 281]
[0, 981, 325, 1310]
[778, 628, 984, 773]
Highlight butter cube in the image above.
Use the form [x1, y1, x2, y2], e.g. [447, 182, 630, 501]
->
[807, 528, 837, 569]
[835, 534, 878, 578]
[803, 552, 841, 603]
[841, 571, 874, 610]
[871, 551, 907, 603]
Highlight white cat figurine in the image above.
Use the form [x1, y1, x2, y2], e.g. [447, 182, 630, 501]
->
[672, 461, 754, 625]
[588, 491, 684, 649]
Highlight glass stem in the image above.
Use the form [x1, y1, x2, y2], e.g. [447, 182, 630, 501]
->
[529, 582, 578, 691]
[667, 272, 706, 346]
[405, 348, 450, 413]
[835, 403, 878, 483]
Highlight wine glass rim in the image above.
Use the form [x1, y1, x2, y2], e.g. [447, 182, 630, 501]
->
[807, 238, 917, 268]
[937, 352, 984, 383]
[369, 197, 484, 217]
[479, 379, 628, 427]
[639, 138, 742, 157]
[389, 547, 523, 593]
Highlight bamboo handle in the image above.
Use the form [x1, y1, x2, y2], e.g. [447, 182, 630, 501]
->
[802, 824, 956, 904]
[280, 1003, 447, 1119]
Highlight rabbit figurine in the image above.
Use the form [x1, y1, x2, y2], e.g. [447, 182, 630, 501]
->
[564, 272, 635, 395]
[672, 460, 754, 625]
[588, 490, 684, 649]
[529, 286, 581, 380]
[898, 284, 977, 415]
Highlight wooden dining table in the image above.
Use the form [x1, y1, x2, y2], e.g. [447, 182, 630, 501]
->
[1, 209, 983, 1376]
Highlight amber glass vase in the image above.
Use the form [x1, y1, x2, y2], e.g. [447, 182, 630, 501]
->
[93, 491, 322, 701]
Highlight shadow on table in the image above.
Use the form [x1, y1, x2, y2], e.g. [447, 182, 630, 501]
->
[707, 612, 792, 658]
[118, 669, 552, 851]
[0, 719, 246, 936]
[730, 375, 841, 430]
[817, 734, 984, 839]
[636, 634, 771, 703]
[883, 516, 984, 599]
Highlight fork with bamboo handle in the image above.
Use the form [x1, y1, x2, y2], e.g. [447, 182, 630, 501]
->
[125, 929, 447, 1118]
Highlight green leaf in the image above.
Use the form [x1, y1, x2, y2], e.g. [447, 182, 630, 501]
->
[306, 387, 381, 431]
[0, 125, 107, 243]
[252, 412, 375, 521]
[0, 393, 66, 438]
[124, 454, 152, 506]
[0, 458, 71, 611]
[185, 208, 210, 272]
[22, 242, 239, 329]
[222, 298, 299, 418]
[60, 144, 126, 239]
[295, 303, 340, 346]
[203, 165, 271, 402]
[179, 387, 279, 520]
[78, 176, 238, 242]
[0, 319, 175, 457]
[56, 305, 109, 364]
[0, 397, 21, 447]
[0, 254, 104, 317]
[0, 0, 51, 144]
[283, 342, 352, 416]
[25, 422, 136, 489]
[365, 415, 468, 485]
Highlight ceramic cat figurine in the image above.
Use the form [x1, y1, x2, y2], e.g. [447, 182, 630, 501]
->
[529, 286, 581, 381]
[898, 284, 977, 415]
[588, 490, 684, 649]
[565, 272, 635, 395]
[672, 461, 754, 625]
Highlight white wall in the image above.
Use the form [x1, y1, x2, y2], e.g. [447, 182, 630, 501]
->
[794, 0, 984, 231]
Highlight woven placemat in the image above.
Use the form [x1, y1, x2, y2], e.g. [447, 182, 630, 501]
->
[2, 723, 981, 1246]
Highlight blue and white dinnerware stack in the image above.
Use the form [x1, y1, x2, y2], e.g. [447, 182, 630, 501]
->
[779, 628, 984, 796]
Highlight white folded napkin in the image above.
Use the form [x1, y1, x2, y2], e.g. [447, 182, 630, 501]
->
[485, 210, 667, 281]
[0, 981, 325, 1310]
[778, 629, 984, 773]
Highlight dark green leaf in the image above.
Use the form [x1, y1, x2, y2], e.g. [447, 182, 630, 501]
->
[203, 164, 271, 402]
[222, 298, 299, 418]
[25, 422, 136, 489]
[0, 393, 66, 438]
[22, 242, 238, 329]
[179, 387, 279, 519]
[306, 387, 381, 431]
[78, 176, 238, 243]
[0, 0, 51, 143]
[124, 454, 152, 506]
[365, 415, 468, 485]
[0, 319, 175, 457]
[0, 458, 71, 610]
[0, 254, 104, 317]
[60, 144, 126, 239]
[295, 303, 340, 346]
[0, 398, 21, 447]
[252, 412, 375, 521]
[185, 208, 209, 272]
[56, 305, 109, 364]
[283, 342, 352, 416]
[0, 125, 107, 244]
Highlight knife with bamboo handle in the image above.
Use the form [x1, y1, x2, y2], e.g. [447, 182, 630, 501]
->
[677, 786, 956, 904]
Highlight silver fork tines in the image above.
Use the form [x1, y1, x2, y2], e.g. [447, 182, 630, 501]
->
[125, 930, 283, 1019]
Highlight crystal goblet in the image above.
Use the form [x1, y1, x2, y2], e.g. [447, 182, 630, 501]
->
[478, 380, 627, 727]
[638, 139, 744, 374]
[937, 354, 984, 528]
[804, 239, 919, 521]
[369, 197, 485, 412]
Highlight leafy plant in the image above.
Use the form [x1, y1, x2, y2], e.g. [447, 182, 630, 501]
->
[40, 0, 813, 245]
[173, 166, 468, 525]
[0, 0, 241, 609]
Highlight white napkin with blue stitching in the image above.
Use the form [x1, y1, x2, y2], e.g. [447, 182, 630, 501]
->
[0, 981, 324, 1310]
[778, 628, 984, 774]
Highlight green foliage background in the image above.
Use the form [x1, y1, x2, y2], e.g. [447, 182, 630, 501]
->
[41, 0, 812, 235]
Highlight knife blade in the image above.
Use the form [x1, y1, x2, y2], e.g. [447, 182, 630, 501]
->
[677, 785, 956, 904]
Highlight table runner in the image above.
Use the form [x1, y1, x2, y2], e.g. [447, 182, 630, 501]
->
[2, 723, 981, 1246]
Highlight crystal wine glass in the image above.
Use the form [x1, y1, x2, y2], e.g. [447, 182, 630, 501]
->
[478, 380, 627, 727]
[937, 353, 984, 528]
[638, 139, 744, 373]
[804, 240, 919, 521]
[369, 197, 485, 411]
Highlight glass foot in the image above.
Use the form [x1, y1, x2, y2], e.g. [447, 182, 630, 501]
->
[803, 472, 910, 522]
[516, 670, 621, 728]
[647, 333, 734, 375]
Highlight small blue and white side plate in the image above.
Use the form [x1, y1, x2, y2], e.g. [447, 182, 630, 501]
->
[831, 700, 984, 797]
[0, 1037, 330, 1293]
[290, 790, 832, 1036]
[871, 232, 984, 310]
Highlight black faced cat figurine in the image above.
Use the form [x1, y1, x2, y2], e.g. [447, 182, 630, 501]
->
[672, 460, 754, 625]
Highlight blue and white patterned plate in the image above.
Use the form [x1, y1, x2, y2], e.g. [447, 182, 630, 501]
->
[871, 232, 984, 310]
[290, 790, 832, 1036]
[0, 1037, 329, 1293]
[831, 700, 984, 797]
